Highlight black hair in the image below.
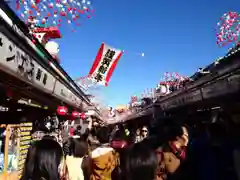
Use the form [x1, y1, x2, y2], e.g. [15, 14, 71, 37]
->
[73, 130, 80, 136]
[63, 138, 73, 156]
[123, 141, 158, 180]
[71, 138, 88, 158]
[21, 139, 63, 180]
[42, 135, 56, 141]
[155, 119, 184, 143]
[90, 128, 97, 136]
[96, 127, 109, 144]
[76, 125, 82, 130]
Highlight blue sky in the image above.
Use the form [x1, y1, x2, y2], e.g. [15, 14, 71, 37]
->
[58, 0, 240, 107]
[16, 0, 240, 107]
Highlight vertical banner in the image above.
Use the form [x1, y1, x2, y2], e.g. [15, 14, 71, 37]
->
[88, 43, 123, 86]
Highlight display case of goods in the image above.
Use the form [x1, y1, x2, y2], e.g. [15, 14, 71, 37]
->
[0, 123, 32, 180]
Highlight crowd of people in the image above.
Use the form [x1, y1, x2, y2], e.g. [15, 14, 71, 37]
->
[19, 114, 240, 180]
[19, 117, 187, 180]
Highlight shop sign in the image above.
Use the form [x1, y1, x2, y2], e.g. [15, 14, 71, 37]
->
[201, 79, 229, 99]
[54, 80, 82, 107]
[53, 80, 71, 103]
[18, 122, 32, 175]
[68, 91, 82, 107]
[82, 102, 89, 110]
[0, 32, 56, 93]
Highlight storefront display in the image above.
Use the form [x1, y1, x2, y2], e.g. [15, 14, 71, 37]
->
[0, 124, 20, 180]
[18, 122, 32, 178]
[0, 123, 32, 180]
[0, 127, 6, 172]
[0, 125, 19, 173]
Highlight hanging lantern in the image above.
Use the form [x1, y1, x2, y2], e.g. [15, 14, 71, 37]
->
[72, 111, 80, 118]
[80, 113, 86, 120]
[57, 106, 68, 115]
[6, 88, 13, 98]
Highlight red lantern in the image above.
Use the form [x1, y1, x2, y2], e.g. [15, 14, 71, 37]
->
[80, 113, 86, 120]
[72, 111, 80, 118]
[6, 88, 13, 98]
[57, 106, 68, 115]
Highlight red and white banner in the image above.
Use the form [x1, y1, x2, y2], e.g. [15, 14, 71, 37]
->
[88, 43, 123, 86]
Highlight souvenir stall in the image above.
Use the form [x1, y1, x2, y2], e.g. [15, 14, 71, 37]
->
[0, 3, 95, 180]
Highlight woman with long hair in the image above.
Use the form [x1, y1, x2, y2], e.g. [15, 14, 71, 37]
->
[20, 139, 64, 180]
[122, 140, 160, 180]
[65, 137, 91, 180]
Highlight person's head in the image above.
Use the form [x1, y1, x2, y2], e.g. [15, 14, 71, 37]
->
[96, 127, 109, 144]
[93, 121, 99, 127]
[124, 141, 158, 180]
[136, 129, 141, 135]
[118, 124, 125, 132]
[42, 135, 57, 141]
[73, 129, 81, 136]
[108, 106, 113, 111]
[161, 123, 189, 172]
[76, 125, 81, 131]
[90, 128, 97, 137]
[21, 139, 63, 180]
[46, 122, 51, 130]
[157, 120, 189, 148]
[142, 126, 148, 138]
[169, 126, 189, 149]
[71, 138, 88, 158]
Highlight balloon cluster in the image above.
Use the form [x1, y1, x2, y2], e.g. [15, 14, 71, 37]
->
[216, 12, 240, 47]
[15, 0, 94, 31]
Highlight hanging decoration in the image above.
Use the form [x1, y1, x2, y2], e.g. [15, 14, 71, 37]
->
[139, 88, 155, 99]
[14, 0, 94, 32]
[57, 106, 68, 115]
[160, 72, 187, 85]
[216, 11, 240, 47]
[88, 43, 123, 86]
[75, 76, 98, 91]
[45, 40, 60, 60]
[71, 111, 80, 118]
[80, 112, 86, 119]
[131, 96, 138, 103]
[129, 95, 143, 107]
[155, 83, 170, 96]
[31, 26, 61, 44]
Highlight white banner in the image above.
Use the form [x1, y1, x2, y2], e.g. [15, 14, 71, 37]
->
[89, 43, 123, 86]
[0, 32, 56, 93]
